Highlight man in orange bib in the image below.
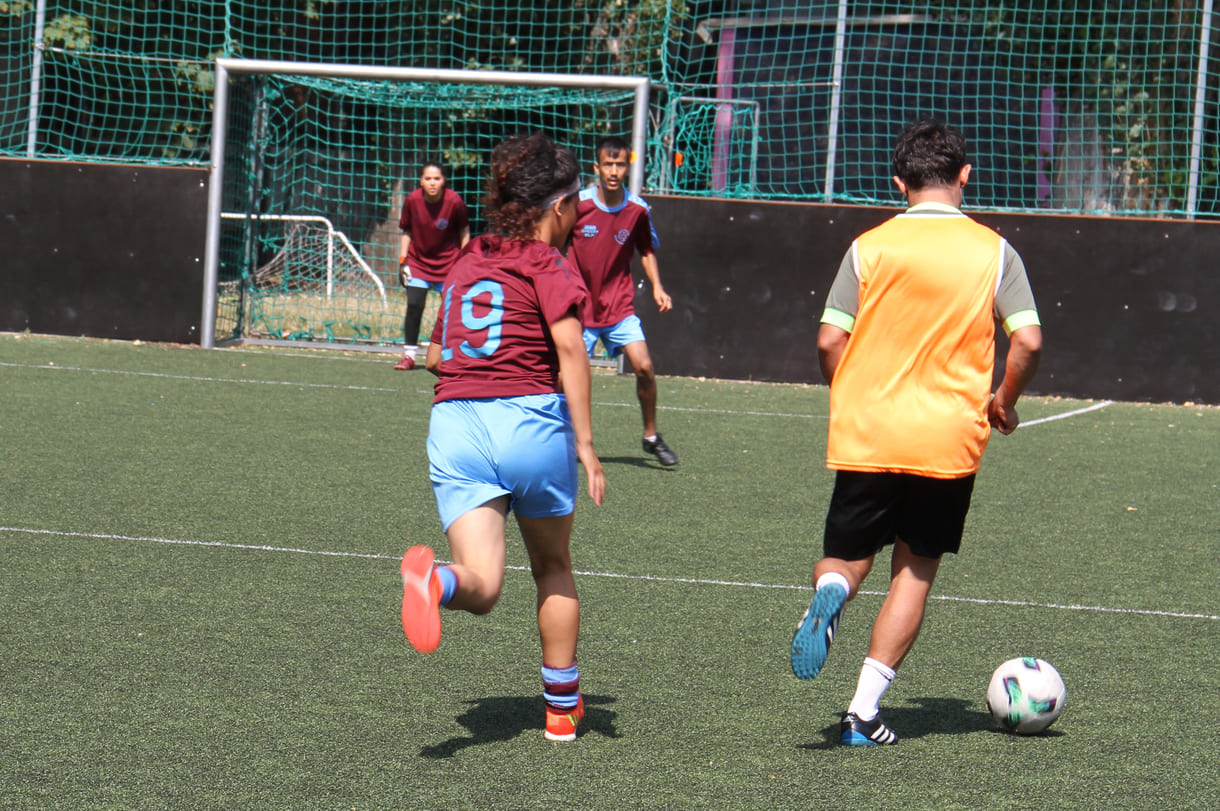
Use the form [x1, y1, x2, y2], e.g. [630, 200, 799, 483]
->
[790, 119, 1043, 746]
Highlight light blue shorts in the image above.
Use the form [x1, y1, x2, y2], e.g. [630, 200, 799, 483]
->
[427, 394, 577, 532]
[407, 278, 444, 293]
[583, 314, 646, 358]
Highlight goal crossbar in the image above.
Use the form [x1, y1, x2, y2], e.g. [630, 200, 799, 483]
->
[200, 58, 651, 349]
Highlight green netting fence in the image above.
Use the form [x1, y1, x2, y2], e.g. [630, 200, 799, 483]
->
[4, 2, 1217, 215]
[4, 2, 1219, 345]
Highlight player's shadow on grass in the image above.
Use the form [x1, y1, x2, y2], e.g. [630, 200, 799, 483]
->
[599, 455, 674, 470]
[800, 696, 996, 750]
[419, 693, 620, 758]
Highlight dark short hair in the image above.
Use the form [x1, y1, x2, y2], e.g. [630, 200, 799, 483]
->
[595, 136, 630, 163]
[420, 160, 445, 176]
[892, 119, 967, 190]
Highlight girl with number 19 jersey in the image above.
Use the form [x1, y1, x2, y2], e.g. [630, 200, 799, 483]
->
[429, 235, 588, 404]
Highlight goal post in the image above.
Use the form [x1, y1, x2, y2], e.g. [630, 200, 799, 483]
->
[201, 58, 651, 350]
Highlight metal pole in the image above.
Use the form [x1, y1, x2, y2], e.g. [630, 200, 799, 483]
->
[630, 78, 651, 194]
[1186, 0, 1214, 218]
[216, 58, 651, 90]
[712, 27, 737, 193]
[822, 0, 849, 202]
[201, 61, 231, 349]
[26, 0, 48, 157]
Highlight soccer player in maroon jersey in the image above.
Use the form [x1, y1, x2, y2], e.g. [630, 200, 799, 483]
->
[395, 161, 470, 370]
[567, 136, 678, 466]
[399, 133, 605, 743]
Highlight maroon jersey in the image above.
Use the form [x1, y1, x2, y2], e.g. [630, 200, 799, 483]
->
[566, 187, 659, 328]
[430, 235, 588, 403]
[398, 187, 470, 282]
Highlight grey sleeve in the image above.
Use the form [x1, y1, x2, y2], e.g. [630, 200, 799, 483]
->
[822, 244, 860, 330]
[995, 242, 1040, 334]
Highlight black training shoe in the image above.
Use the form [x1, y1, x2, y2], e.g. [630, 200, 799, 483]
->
[642, 434, 678, 466]
[840, 712, 898, 746]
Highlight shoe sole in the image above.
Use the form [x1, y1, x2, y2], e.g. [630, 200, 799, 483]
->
[543, 726, 577, 742]
[841, 731, 896, 746]
[790, 584, 846, 680]
[401, 546, 441, 653]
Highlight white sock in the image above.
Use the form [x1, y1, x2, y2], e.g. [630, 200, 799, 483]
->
[815, 571, 851, 596]
[847, 657, 896, 721]
[404, 345, 417, 358]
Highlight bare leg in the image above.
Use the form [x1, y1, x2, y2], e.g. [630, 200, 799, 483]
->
[443, 497, 510, 615]
[516, 512, 579, 667]
[621, 340, 658, 437]
[865, 540, 942, 670]
[813, 556, 875, 598]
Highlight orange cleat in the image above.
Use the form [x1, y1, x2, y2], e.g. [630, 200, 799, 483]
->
[544, 694, 584, 742]
[400, 545, 442, 653]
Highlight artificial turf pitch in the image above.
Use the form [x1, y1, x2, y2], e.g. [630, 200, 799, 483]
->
[2, 333, 1217, 808]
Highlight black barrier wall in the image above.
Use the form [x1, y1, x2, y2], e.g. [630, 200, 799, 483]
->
[642, 196, 1218, 405]
[3, 162, 1215, 405]
[1, 159, 207, 343]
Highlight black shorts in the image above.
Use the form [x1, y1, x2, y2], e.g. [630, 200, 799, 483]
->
[823, 470, 976, 561]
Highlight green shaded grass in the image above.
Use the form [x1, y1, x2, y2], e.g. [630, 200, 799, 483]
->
[1, 334, 1217, 808]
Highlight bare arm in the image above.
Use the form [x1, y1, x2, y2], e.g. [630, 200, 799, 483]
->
[639, 253, 672, 313]
[460, 226, 471, 248]
[550, 314, 606, 506]
[817, 323, 851, 384]
[988, 325, 1043, 435]
[424, 340, 442, 376]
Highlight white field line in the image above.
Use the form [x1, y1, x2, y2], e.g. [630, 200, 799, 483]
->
[3, 526, 1216, 622]
[1, 360, 1114, 425]
[0, 361, 401, 393]
[1021, 400, 1113, 426]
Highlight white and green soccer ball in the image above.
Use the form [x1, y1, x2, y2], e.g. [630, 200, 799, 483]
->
[986, 657, 1067, 734]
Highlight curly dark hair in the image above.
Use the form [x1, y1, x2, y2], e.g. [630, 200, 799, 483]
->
[484, 133, 579, 240]
[892, 119, 968, 191]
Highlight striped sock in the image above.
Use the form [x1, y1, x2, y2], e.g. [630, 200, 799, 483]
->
[435, 565, 458, 606]
[542, 661, 580, 710]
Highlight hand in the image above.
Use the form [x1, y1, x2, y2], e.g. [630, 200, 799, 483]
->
[398, 260, 411, 288]
[577, 443, 605, 506]
[987, 396, 1020, 435]
[653, 287, 673, 313]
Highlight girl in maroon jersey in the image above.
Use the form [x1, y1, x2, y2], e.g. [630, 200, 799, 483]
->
[395, 161, 470, 370]
[400, 133, 605, 742]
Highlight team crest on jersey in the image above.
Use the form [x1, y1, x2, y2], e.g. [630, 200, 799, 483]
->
[581, 224, 599, 238]
[614, 228, 631, 245]
[436, 217, 450, 229]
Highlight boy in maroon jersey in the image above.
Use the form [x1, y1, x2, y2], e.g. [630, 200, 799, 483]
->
[399, 133, 605, 743]
[395, 161, 470, 370]
[567, 136, 678, 466]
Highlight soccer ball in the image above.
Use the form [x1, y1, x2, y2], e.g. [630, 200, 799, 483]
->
[986, 657, 1067, 734]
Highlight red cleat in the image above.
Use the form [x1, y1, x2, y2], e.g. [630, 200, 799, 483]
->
[400, 545, 442, 653]
[544, 694, 584, 742]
